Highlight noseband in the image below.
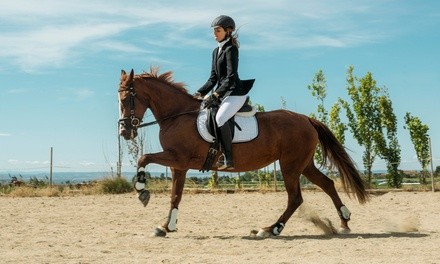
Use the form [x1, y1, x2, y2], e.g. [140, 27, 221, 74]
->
[119, 83, 142, 130]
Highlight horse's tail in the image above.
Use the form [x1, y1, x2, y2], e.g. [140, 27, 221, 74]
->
[308, 118, 369, 204]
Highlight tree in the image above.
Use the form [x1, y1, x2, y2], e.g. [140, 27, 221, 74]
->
[329, 101, 347, 145]
[340, 66, 389, 186]
[404, 113, 430, 184]
[375, 93, 401, 187]
[308, 70, 348, 176]
[280, 96, 287, 110]
[308, 70, 329, 124]
[328, 101, 348, 178]
[308, 70, 328, 167]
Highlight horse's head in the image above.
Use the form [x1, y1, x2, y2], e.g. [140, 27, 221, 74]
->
[118, 69, 147, 140]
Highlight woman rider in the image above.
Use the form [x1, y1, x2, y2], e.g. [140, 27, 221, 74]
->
[193, 15, 254, 170]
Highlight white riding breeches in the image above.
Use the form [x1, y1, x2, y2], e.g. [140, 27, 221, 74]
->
[216, 95, 248, 127]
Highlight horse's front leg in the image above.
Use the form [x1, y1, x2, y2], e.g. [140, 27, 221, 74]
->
[134, 151, 179, 206]
[152, 168, 187, 237]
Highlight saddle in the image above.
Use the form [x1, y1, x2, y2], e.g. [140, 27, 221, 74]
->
[205, 97, 254, 136]
[199, 96, 258, 172]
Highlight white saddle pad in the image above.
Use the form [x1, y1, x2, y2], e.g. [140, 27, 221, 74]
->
[196, 109, 258, 143]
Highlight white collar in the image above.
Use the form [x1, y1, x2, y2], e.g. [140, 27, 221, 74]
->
[217, 38, 230, 51]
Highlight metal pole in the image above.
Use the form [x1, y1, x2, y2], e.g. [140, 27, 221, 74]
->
[49, 147, 53, 188]
[117, 123, 122, 177]
[429, 137, 435, 192]
[273, 161, 277, 191]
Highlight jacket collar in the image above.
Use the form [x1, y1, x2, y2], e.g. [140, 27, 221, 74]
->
[217, 38, 231, 54]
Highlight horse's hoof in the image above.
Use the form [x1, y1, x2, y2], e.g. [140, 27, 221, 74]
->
[256, 229, 272, 238]
[150, 226, 167, 237]
[338, 227, 351, 234]
[138, 189, 150, 207]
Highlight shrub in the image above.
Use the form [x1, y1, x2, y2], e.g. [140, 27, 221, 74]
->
[28, 176, 48, 188]
[99, 177, 133, 194]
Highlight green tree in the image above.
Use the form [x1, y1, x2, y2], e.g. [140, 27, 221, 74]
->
[329, 101, 347, 145]
[254, 103, 265, 113]
[208, 171, 219, 189]
[307, 70, 348, 174]
[375, 93, 402, 187]
[308, 70, 329, 167]
[328, 101, 348, 178]
[404, 113, 430, 184]
[308, 70, 329, 124]
[340, 66, 384, 186]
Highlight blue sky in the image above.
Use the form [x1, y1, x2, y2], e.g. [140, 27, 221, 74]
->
[1, 0, 439, 174]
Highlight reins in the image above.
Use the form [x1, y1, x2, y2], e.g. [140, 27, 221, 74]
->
[137, 109, 200, 128]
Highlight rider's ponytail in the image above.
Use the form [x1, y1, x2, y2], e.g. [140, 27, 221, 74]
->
[228, 29, 239, 48]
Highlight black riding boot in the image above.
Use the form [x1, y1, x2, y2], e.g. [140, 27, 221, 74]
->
[217, 122, 234, 170]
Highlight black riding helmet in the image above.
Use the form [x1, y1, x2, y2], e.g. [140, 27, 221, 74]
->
[211, 15, 235, 30]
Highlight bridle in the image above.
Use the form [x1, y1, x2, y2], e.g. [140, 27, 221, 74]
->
[118, 83, 142, 130]
[118, 82, 200, 130]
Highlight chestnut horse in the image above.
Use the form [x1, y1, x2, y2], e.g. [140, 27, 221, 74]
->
[118, 68, 369, 238]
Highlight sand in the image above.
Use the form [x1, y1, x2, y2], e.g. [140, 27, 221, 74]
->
[1, 190, 439, 264]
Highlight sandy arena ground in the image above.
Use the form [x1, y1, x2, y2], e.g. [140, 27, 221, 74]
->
[1, 190, 439, 264]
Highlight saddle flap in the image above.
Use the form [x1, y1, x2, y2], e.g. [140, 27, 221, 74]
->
[197, 109, 258, 143]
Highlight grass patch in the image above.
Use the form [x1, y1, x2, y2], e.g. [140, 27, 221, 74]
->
[2, 177, 134, 197]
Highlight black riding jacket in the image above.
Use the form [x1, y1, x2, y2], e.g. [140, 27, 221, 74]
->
[198, 39, 253, 98]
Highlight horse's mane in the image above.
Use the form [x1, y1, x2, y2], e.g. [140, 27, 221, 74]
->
[138, 67, 188, 94]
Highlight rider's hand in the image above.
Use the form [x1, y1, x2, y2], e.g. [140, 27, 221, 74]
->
[202, 94, 221, 107]
[193, 92, 203, 100]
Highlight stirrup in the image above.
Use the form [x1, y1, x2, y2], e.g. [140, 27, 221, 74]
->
[218, 161, 234, 170]
[215, 154, 225, 167]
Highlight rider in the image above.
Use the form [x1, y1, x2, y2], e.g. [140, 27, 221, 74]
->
[193, 15, 254, 170]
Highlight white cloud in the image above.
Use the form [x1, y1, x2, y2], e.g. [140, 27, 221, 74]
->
[0, 23, 132, 72]
[0, 0, 405, 72]
[80, 161, 96, 167]
[74, 88, 95, 100]
[6, 88, 29, 94]
[25, 160, 41, 165]
[0, 133, 11, 137]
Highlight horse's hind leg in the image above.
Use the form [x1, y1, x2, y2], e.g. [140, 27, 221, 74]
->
[255, 166, 303, 238]
[302, 161, 351, 233]
[152, 168, 187, 237]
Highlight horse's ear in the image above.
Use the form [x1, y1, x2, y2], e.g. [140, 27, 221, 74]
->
[121, 69, 126, 76]
[129, 69, 134, 79]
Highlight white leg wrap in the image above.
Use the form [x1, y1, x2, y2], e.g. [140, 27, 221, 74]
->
[134, 167, 146, 191]
[167, 208, 178, 231]
[134, 182, 145, 191]
[272, 223, 285, 235]
[340, 205, 351, 220]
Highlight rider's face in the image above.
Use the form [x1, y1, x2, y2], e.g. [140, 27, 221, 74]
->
[213, 27, 227, 42]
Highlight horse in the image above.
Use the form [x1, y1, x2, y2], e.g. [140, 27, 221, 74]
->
[118, 68, 369, 238]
